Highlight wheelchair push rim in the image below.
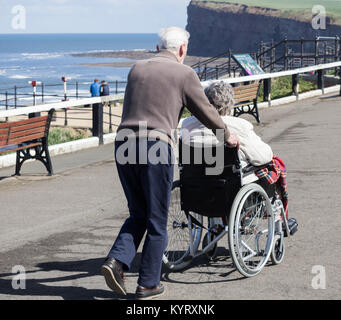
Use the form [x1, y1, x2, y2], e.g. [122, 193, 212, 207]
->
[228, 183, 275, 278]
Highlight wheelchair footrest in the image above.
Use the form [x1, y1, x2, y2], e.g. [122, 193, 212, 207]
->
[284, 218, 298, 237]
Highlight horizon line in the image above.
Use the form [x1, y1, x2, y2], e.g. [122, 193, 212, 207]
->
[0, 32, 160, 35]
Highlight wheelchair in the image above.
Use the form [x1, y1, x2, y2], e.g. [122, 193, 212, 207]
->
[162, 141, 293, 278]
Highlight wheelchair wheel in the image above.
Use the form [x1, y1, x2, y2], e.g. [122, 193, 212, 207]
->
[163, 180, 203, 271]
[271, 234, 285, 265]
[228, 183, 275, 278]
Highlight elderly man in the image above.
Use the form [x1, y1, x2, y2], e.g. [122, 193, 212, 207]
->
[101, 27, 239, 300]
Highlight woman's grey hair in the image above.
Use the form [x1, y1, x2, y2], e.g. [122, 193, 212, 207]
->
[158, 27, 190, 53]
[204, 81, 235, 116]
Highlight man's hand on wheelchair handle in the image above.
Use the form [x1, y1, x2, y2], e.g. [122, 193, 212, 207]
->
[225, 133, 240, 150]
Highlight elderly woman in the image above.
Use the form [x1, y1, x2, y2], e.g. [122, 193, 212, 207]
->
[181, 81, 273, 167]
[181, 81, 293, 221]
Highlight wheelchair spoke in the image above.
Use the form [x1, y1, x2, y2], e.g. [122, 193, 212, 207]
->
[240, 240, 257, 260]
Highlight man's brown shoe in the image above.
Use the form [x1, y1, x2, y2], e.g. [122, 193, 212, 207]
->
[101, 258, 127, 295]
[135, 284, 164, 300]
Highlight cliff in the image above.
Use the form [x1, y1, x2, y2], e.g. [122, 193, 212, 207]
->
[186, 1, 341, 57]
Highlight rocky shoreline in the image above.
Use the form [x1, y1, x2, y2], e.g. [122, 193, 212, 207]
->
[73, 50, 210, 68]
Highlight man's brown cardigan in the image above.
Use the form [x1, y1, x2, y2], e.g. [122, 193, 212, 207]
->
[117, 50, 230, 147]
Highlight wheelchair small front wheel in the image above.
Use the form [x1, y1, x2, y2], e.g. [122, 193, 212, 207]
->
[228, 183, 275, 278]
[271, 234, 285, 265]
[163, 180, 203, 271]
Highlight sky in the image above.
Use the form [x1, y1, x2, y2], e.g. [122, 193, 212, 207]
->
[0, 0, 191, 34]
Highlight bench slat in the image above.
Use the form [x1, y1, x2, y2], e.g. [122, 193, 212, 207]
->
[233, 86, 259, 96]
[7, 132, 46, 146]
[0, 126, 10, 133]
[11, 126, 46, 140]
[234, 94, 258, 103]
[0, 123, 10, 130]
[0, 126, 46, 141]
[10, 120, 48, 133]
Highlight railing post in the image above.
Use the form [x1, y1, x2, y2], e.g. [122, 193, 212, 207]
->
[315, 36, 319, 65]
[271, 39, 275, 72]
[5, 91, 8, 122]
[14, 86, 17, 109]
[109, 103, 113, 133]
[335, 37, 338, 63]
[301, 38, 304, 68]
[64, 108, 68, 126]
[92, 102, 103, 145]
[41, 82, 44, 103]
[292, 73, 299, 100]
[317, 69, 325, 93]
[76, 81, 79, 99]
[335, 36, 338, 74]
[339, 67, 341, 96]
[284, 38, 288, 70]
[263, 78, 271, 102]
[229, 49, 232, 77]
[116, 80, 118, 94]
[260, 41, 264, 69]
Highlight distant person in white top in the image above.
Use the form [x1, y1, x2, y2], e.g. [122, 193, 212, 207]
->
[181, 81, 273, 167]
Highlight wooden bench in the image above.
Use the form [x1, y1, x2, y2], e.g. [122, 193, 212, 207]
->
[232, 81, 261, 123]
[0, 109, 55, 176]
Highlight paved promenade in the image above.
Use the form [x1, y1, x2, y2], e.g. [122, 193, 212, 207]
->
[0, 92, 340, 300]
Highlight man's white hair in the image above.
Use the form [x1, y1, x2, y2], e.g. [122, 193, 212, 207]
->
[158, 26, 190, 52]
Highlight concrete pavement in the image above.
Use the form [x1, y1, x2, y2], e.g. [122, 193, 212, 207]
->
[0, 92, 340, 300]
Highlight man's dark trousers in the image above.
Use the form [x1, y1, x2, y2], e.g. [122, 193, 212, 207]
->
[108, 138, 174, 288]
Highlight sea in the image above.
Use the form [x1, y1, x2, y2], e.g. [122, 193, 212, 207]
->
[0, 33, 158, 108]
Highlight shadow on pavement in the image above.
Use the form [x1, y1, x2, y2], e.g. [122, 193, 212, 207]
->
[161, 247, 246, 285]
[0, 256, 142, 300]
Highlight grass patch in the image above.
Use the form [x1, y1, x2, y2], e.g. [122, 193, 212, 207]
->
[258, 76, 316, 101]
[194, 0, 341, 17]
[194, 1, 341, 25]
[48, 127, 89, 146]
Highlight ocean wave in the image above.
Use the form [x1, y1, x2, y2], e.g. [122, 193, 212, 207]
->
[21, 52, 64, 60]
[9, 75, 30, 79]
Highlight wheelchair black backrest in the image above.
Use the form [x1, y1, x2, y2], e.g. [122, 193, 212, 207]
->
[179, 139, 241, 169]
[178, 140, 243, 218]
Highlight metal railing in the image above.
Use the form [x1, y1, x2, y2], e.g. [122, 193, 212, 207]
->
[0, 80, 127, 109]
[1, 61, 340, 150]
[257, 36, 341, 72]
[192, 36, 341, 81]
[202, 61, 341, 103]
